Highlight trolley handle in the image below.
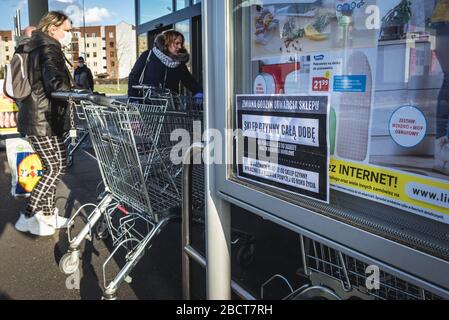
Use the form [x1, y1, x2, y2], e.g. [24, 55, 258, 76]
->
[133, 85, 174, 96]
[51, 90, 116, 107]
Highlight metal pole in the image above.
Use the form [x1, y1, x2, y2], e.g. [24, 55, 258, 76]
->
[28, 0, 49, 27]
[203, 0, 231, 300]
[15, 9, 22, 39]
[182, 144, 256, 300]
[182, 143, 207, 300]
[182, 144, 195, 300]
[206, 191, 231, 300]
[83, 0, 87, 59]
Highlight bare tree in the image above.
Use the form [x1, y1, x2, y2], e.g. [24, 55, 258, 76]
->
[115, 31, 128, 91]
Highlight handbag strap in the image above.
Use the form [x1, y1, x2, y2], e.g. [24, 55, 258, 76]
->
[139, 50, 152, 85]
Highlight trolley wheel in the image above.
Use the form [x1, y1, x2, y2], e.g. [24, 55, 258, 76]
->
[236, 242, 255, 268]
[59, 252, 80, 275]
[290, 285, 341, 300]
[95, 217, 109, 240]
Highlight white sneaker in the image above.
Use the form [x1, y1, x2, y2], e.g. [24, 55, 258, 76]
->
[434, 136, 449, 175]
[39, 208, 71, 229]
[15, 213, 55, 236]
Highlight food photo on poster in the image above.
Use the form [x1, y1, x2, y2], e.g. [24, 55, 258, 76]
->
[251, 0, 378, 60]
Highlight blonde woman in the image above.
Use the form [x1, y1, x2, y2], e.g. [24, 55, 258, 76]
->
[15, 11, 73, 236]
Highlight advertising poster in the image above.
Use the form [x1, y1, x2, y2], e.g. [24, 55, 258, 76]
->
[236, 95, 330, 203]
[329, 0, 449, 224]
[251, 0, 378, 61]
[245, 0, 449, 224]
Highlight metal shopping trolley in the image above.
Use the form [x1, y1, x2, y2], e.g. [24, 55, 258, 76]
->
[62, 90, 94, 167]
[134, 86, 256, 267]
[270, 235, 445, 300]
[256, 235, 445, 300]
[52, 90, 204, 299]
[63, 125, 90, 167]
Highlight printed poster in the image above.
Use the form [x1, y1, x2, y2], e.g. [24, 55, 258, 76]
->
[236, 95, 330, 203]
[251, 0, 378, 61]
[244, 0, 449, 224]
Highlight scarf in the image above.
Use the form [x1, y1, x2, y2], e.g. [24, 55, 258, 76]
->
[153, 47, 181, 68]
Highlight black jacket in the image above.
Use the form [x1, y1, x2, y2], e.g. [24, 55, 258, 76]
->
[128, 49, 202, 98]
[17, 31, 72, 137]
[74, 66, 94, 91]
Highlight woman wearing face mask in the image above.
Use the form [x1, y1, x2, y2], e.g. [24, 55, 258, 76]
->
[15, 11, 74, 236]
[128, 30, 202, 100]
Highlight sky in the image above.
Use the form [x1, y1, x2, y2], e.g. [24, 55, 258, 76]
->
[0, 0, 136, 30]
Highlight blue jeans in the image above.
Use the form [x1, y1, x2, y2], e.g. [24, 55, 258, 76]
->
[437, 77, 449, 139]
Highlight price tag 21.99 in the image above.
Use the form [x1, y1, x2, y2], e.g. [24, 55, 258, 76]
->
[312, 77, 330, 92]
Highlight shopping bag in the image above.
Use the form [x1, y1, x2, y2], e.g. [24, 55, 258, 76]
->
[5, 138, 43, 197]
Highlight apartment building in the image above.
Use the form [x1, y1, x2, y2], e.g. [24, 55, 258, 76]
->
[0, 22, 136, 81]
[0, 31, 15, 68]
[72, 22, 136, 80]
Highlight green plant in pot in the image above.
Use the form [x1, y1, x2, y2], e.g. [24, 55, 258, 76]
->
[380, 0, 412, 41]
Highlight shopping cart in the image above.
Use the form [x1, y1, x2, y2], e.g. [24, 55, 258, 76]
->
[63, 126, 90, 167]
[62, 90, 95, 167]
[285, 235, 444, 300]
[133, 86, 256, 267]
[257, 235, 444, 300]
[52, 89, 204, 299]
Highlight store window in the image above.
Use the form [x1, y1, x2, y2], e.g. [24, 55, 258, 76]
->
[139, 0, 173, 24]
[175, 19, 191, 68]
[137, 32, 149, 56]
[231, 0, 449, 241]
[177, 0, 190, 11]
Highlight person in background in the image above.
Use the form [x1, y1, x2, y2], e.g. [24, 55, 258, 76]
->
[432, 0, 449, 175]
[18, 26, 36, 46]
[74, 56, 94, 91]
[15, 11, 74, 236]
[128, 30, 202, 100]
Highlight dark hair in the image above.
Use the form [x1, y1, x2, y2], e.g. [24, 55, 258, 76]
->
[78, 56, 85, 62]
[37, 11, 70, 35]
